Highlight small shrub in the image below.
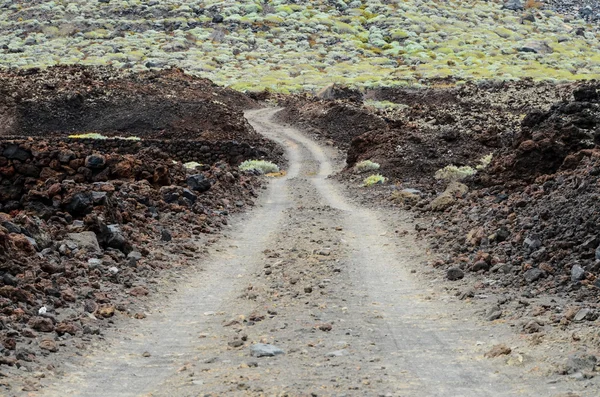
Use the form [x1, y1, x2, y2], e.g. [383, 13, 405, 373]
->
[184, 161, 203, 169]
[434, 165, 476, 182]
[363, 174, 386, 186]
[525, 0, 543, 9]
[476, 153, 493, 170]
[68, 133, 140, 140]
[239, 159, 279, 174]
[354, 159, 380, 172]
[68, 133, 107, 139]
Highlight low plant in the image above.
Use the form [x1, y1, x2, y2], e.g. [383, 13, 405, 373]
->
[476, 153, 493, 170]
[68, 133, 141, 140]
[183, 161, 203, 169]
[434, 165, 477, 182]
[239, 159, 279, 174]
[354, 159, 380, 172]
[363, 174, 386, 186]
[68, 132, 107, 139]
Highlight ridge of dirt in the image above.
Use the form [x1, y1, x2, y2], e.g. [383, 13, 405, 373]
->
[0, 65, 260, 141]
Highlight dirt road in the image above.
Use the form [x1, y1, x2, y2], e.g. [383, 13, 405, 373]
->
[32, 108, 589, 396]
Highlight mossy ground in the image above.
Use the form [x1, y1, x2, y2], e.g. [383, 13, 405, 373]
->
[2, 0, 599, 91]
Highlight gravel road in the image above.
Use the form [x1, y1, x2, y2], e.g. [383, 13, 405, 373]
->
[30, 108, 592, 397]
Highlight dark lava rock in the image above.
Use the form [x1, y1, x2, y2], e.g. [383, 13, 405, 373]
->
[66, 192, 94, 215]
[99, 223, 131, 253]
[472, 261, 490, 272]
[573, 86, 598, 102]
[160, 228, 172, 242]
[3, 144, 31, 161]
[447, 267, 465, 281]
[212, 14, 224, 23]
[182, 188, 198, 203]
[523, 268, 545, 283]
[187, 174, 211, 193]
[85, 154, 106, 169]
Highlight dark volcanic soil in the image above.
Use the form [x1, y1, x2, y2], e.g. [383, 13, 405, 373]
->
[278, 80, 577, 189]
[0, 65, 259, 141]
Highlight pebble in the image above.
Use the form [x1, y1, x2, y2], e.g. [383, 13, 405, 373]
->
[250, 343, 285, 358]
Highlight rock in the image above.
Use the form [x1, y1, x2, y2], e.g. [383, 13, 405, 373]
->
[325, 350, 347, 357]
[3, 144, 31, 161]
[573, 308, 591, 322]
[472, 261, 490, 272]
[431, 182, 468, 211]
[228, 340, 244, 348]
[97, 305, 116, 318]
[318, 323, 333, 332]
[487, 310, 503, 321]
[88, 258, 103, 270]
[55, 322, 79, 336]
[519, 41, 553, 55]
[523, 268, 545, 283]
[187, 174, 211, 193]
[571, 265, 586, 282]
[485, 344, 511, 358]
[127, 250, 143, 265]
[523, 320, 542, 333]
[182, 188, 197, 203]
[129, 286, 149, 296]
[99, 224, 130, 253]
[446, 267, 465, 281]
[212, 14, 224, 23]
[39, 339, 59, 352]
[250, 343, 285, 358]
[503, 0, 523, 11]
[430, 194, 455, 211]
[160, 228, 172, 242]
[523, 236, 542, 251]
[562, 353, 597, 375]
[85, 154, 106, 169]
[65, 231, 101, 252]
[66, 192, 94, 215]
[16, 347, 36, 362]
[28, 317, 54, 333]
[573, 86, 598, 102]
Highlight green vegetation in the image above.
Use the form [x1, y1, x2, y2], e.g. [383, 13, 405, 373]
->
[354, 160, 381, 172]
[183, 161, 203, 169]
[434, 165, 477, 182]
[363, 174, 386, 186]
[2, 0, 599, 91]
[68, 133, 141, 140]
[239, 159, 280, 174]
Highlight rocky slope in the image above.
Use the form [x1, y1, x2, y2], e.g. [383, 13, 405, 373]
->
[0, 66, 281, 392]
[279, 81, 600, 314]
